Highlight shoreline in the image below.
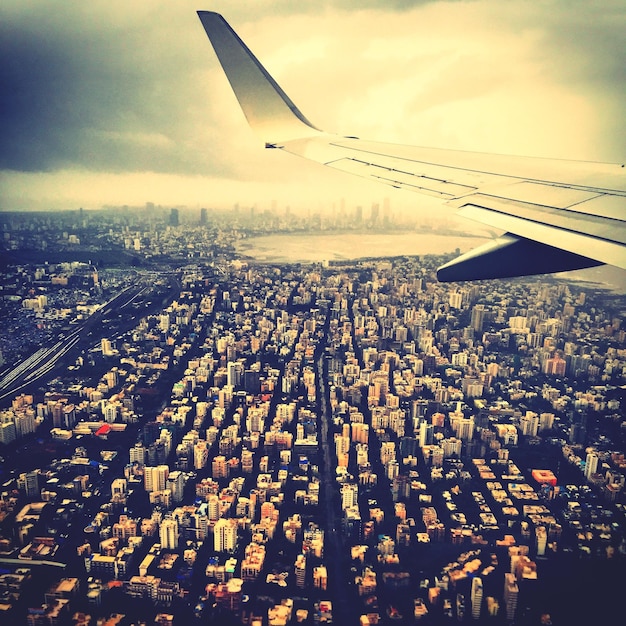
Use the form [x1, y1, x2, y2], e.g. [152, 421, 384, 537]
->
[235, 231, 626, 292]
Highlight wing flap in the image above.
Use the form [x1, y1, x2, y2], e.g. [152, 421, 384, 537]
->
[326, 157, 478, 197]
[476, 181, 602, 209]
[452, 188, 626, 244]
[457, 204, 626, 269]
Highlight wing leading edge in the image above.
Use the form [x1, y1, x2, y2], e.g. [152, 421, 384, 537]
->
[197, 10, 626, 281]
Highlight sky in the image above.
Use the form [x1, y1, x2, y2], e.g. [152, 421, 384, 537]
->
[1, 0, 624, 215]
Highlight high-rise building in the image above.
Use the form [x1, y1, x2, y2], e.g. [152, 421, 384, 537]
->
[585, 451, 599, 479]
[101, 338, 114, 356]
[19, 470, 40, 497]
[503, 573, 519, 622]
[166, 471, 185, 503]
[458, 416, 475, 441]
[0, 420, 17, 444]
[313, 565, 328, 590]
[521, 411, 539, 437]
[471, 305, 485, 333]
[535, 526, 547, 557]
[103, 403, 117, 423]
[212, 455, 228, 479]
[543, 354, 567, 376]
[111, 478, 127, 498]
[130, 442, 146, 465]
[214, 518, 238, 553]
[227, 361, 244, 388]
[341, 483, 358, 511]
[539, 412, 555, 432]
[51, 402, 65, 428]
[207, 494, 220, 521]
[471, 576, 483, 619]
[169, 208, 179, 227]
[418, 421, 433, 447]
[194, 441, 209, 469]
[160, 517, 179, 550]
[295, 554, 306, 588]
[15, 409, 37, 437]
[370, 202, 379, 226]
[144, 465, 169, 492]
[241, 449, 254, 474]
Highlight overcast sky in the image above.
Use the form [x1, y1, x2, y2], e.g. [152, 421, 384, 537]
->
[1, 0, 624, 213]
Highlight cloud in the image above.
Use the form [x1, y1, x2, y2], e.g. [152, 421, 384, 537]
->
[1, 3, 218, 174]
[0, 0, 623, 212]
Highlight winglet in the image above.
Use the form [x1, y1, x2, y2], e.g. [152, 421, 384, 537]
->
[197, 11, 322, 144]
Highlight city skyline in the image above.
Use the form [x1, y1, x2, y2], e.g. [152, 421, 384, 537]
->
[2, 0, 625, 213]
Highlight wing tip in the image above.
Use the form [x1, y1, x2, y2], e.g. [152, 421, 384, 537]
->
[197, 10, 320, 143]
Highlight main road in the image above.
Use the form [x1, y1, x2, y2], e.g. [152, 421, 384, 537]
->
[316, 344, 352, 624]
[0, 274, 181, 403]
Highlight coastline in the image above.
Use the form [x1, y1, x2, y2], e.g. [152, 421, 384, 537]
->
[234, 231, 490, 264]
[235, 231, 626, 292]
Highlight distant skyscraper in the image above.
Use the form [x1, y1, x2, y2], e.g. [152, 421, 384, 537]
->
[200, 207, 208, 224]
[169, 208, 179, 227]
[370, 202, 380, 226]
[103, 403, 117, 423]
[418, 421, 433, 447]
[543, 354, 567, 376]
[1, 418, 17, 445]
[212, 455, 228, 479]
[313, 565, 328, 590]
[227, 361, 243, 388]
[449, 291, 463, 309]
[194, 441, 209, 470]
[159, 313, 170, 333]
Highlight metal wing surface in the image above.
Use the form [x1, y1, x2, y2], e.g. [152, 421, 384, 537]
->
[198, 11, 626, 281]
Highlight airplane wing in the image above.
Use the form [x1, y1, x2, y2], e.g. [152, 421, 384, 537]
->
[197, 11, 626, 282]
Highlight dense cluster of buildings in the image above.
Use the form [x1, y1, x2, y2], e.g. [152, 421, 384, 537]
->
[0, 209, 625, 625]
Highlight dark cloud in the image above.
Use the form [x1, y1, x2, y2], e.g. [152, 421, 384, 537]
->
[515, 2, 626, 159]
[0, 4, 235, 175]
[252, 0, 456, 14]
[0, 0, 459, 173]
